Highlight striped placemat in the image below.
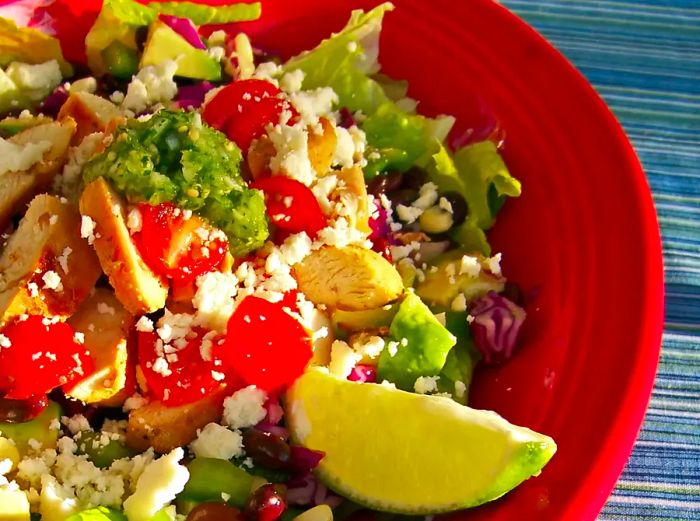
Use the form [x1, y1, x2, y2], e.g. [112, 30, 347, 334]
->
[500, 1, 700, 519]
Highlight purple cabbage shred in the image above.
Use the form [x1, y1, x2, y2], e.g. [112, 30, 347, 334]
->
[469, 291, 526, 365]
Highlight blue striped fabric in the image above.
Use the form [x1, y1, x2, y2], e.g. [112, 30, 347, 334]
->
[500, 1, 700, 519]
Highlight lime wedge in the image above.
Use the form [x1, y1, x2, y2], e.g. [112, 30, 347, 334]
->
[286, 369, 556, 514]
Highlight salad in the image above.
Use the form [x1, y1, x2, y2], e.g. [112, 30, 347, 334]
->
[0, 1, 556, 521]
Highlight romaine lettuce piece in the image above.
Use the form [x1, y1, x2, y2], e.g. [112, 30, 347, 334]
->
[66, 507, 127, 521]
[281, 3, 454, 174]
[376, 291, 456, 390]
[152, 1, 261, 25]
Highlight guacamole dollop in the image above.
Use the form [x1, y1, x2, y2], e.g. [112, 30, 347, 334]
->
[83, 109, 268, 255]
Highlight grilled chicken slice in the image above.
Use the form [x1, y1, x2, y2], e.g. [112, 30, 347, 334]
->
[66, 288, 134, 404]
[126, 390, 226, 453]
[79, 177, 168, 314]
[0, 194, 101, 325]
[57, 91, 121, 143]
[294, 245, 404, 311]
[0, 118, 76, 231]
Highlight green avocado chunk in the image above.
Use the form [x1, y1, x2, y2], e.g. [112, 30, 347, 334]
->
[141, 20, 221, 81]
[376, 291, 456, 391]
[82, 109, 269, 255]
[0, 401, 61, 455]
[437, 311, 481, 404]
[179, 458, 254, 507]
[0, 69, 30, 116]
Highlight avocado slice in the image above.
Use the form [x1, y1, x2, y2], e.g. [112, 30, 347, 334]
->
[0, 69, 30, 116]
[140, 20, 221, 81]
[415, 249, 505, 309]
[0, 401, 62, 455]
[437, 311, 481, 404]
[179, 458, 253, 507]
[0, 115, 52, 138]
[376, 291, 456, 391]
[0, 486, 30, 521]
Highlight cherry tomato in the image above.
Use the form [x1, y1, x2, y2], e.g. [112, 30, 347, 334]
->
[0, 316, 94, 400]
[222, 296, 312, 392]
[251, 177, 328, 239]
[137, 328, 230, 406]
[133, 203, 228, 285]
[202, 79, 296, 152]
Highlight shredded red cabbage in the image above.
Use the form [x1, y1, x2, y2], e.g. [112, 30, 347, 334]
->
[289, 446, 325, 475]
[348, 365, 377, 383]
[286, 473, 342, 508]
[158, 14, 206, 50]
[38, 85, 69, 117]
[175, 81, 215, 109]
[469, 291, 526, 365]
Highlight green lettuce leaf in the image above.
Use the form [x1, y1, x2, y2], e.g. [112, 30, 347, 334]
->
[377, 291, 456, 391]
[151, 1, 261, 25]
[281, 3, 454, 175]
[426, 140, 521, 254]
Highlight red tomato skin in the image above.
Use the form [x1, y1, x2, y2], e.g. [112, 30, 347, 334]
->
[0, 316, 94, 400]
[223, 296, 313, 392]
[203, 79, 296, 152]
[137, 329, 229, 407]
[251, 177, 328, 239]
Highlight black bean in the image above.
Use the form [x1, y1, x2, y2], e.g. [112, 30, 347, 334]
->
[367, 171, 403, 196]
[400, 167, 428, 190]
[442, 191, 468, 226]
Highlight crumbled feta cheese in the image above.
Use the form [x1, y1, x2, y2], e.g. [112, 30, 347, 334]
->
[438, 197, 453, 214]
[454, 380, 467, 399]
[414, 376, 440, 394]
[386, 340, 400, 358]
[0, 137, 52, 175]
[121, 61, 178, 114]
[26, 282, 39, 298]
[70, 77, 97, 94]
[97, 302, 115, 315]
[412, 183, 439, 210]
[350, 335, 385, 361]
[396, 204, 423, 224]
[127, 208, 143, 233]
[451, 293, 467, 312]
[62, 415, 92, 436]
[268, 123, 315, 185]
[135, 316, 154, 333]
[42, 271, 63, 292]
[123, 394, 148, 413]
[57, 247, 72, 274]
[329, 340, 362, 378]
[123, 448, 190, 521]
[80, 215, 97, 245]
[0, 334, 11, 349]
[193, 271, 238, 332]
[189, 423, 243, 460]
[486, 253, 503, 275]
[280, 69, 305, 93]
[332, 125, 356, 168]
[6, 60, 62, 101]
[55, 132, 103, 199]
[222, 386, 267, 430]
[289, 87, 338, 128]
[253, 61, 281, 84]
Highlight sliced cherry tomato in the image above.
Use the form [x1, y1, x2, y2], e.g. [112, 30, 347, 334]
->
[202, 79, 296, 152]
[133, 203, 228, 285]
[0, 316, 94, 400]
[251, 177, 328, 239]
[137, 328, 230, 406]
[222, 296, 313, 392]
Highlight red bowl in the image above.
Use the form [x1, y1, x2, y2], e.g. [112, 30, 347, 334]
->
[225, 1, 664, 519]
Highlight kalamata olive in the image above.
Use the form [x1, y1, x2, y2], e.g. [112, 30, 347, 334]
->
[0, 395, 48, 423]
[242, 429, 292, 470]
[367, 171, 403, 196]
[135, 26, 149, 52]
[441, 191, 468, 226]
[187, 503, 244, 521]
[244, 484, 287, 521]
[400, 167, 428, 191]
[386, 188, 418, 209]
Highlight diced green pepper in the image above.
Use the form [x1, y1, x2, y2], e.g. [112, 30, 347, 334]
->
[101, 41, 139, 79]
[76, 431, 137, 469]
[179, 458, 254, 507]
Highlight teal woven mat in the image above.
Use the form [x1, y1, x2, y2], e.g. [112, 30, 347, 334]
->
[501, 1, 700, 519]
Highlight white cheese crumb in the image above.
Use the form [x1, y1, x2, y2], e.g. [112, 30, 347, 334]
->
[329, 340, 362, 378]
[80, 215, 97, 245]
[280, 69, 305, 93]
[135, 316, 154, 333]
[127, 208, 143, 233]
[222, 386, 267, 430]
[123, 448, 190, 521]
[26, 282, 39, 298]
[61, 415, 91, 435]
[121, 61, 178, 115]
[454, 380, 467, 399]
[97, 302, 115, 315]
[0, 334, 11, 349]
[451, 293, 467, 312]
[486, 253, 503, 276]
[42, 271, 63, 292]
[414, 376, 440, 395]
[0, 137, 52, 176]
[268, 123, 315, 185]
[189, 423, 243, 460]
[57, 247, 72, 274]
[123, 394, 148, 412]
[193, 271, 239, 332]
